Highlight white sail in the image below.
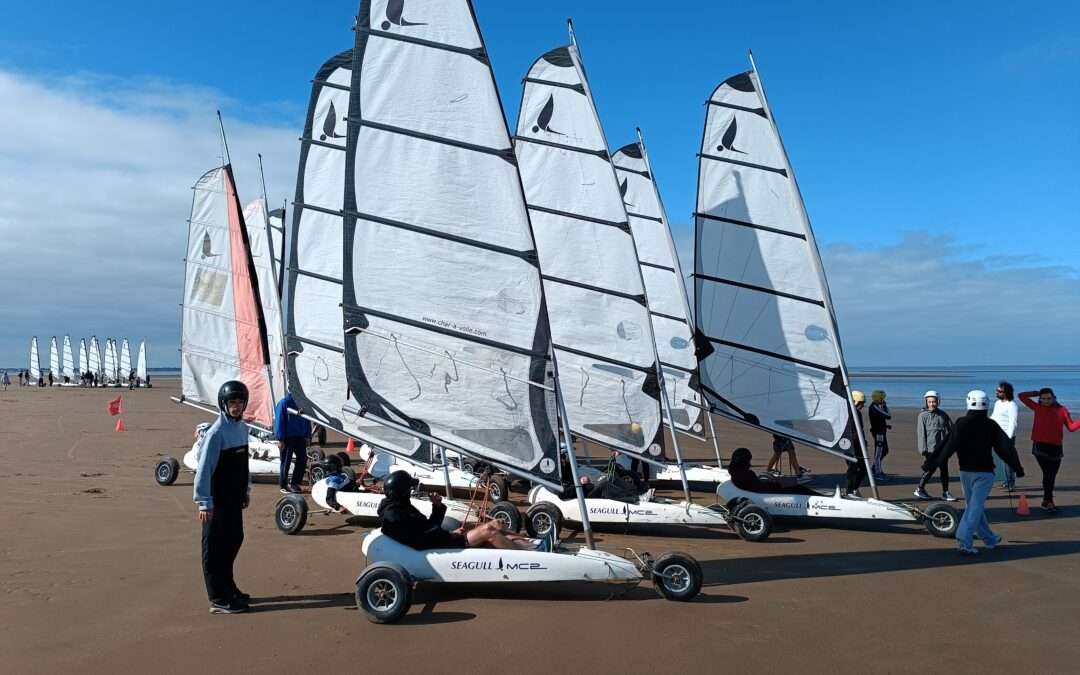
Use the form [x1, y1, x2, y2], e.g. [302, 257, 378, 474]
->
[49, 336, 59, 380]
[693, 67, 860, 455]
[612, 137, 703, 435]
[181, 164, 275, 428]
[104, 339, 116, 383]
[62, 335, 74, 380]
[514, 42, 664, 457]
[340, 0, 560, 480]
[88, 336, 101, 376]
[242, 198, 286, 405]
[78, 338, 88, 378]
[136, 341, 147, 382]
[29, 336, 40, 380]
[119, 339, 132, 381]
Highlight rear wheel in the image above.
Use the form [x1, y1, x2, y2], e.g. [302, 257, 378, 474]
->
[335, 451, 352, 467]
[356, 565, 412, 624]
[341, 466, 357, 483]
[309, 463, 327, 483]
[275, 495, 308, 535]
[487, 475, 509, 502]
[306, 447, 325, 463]
[525, 503, 563, 538]
[651, 551, 703, 601]
[488, 500, 521, 533]
[732, 504, 772, 542]
[154, 457, 180, 486]
[923, 503, 960, 538]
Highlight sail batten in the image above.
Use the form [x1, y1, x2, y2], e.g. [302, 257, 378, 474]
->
[29, 337, 40, 380]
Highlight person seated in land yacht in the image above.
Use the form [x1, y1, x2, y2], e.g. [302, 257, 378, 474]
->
[377, 470, 538, 551]
[727, 447, 819, 496]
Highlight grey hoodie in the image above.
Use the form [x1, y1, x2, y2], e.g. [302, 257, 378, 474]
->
[916, 408, 952, 457]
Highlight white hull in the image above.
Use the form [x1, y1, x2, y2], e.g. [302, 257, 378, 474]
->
[529, 486, 731, 528]
[717, 482, 920, 522]
[181, 436, 283, 476]
[310, 479, 476, 524]
[651, 463, 730, 488]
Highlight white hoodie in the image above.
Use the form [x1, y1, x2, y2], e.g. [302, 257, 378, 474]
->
[991, 399, 1019, 439]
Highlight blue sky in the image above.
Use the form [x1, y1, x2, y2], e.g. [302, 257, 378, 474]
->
[1, 0, 1078, 368]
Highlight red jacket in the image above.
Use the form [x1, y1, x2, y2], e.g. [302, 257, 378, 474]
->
[1019, 392, 1080, 445]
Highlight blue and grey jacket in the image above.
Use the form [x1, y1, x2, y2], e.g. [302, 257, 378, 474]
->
[194, 410, 252, 511]
[274, 393, 313, 440]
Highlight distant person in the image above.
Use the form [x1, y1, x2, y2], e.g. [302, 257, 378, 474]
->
[48, 371, 54, 387]
[194, 381, 253, 614]
[145, 373, 151, 388]
[846, 390, 870, 497]
[128, 371, 135, 390]
[273, 391, 312, 494]
[914, 391, 956, 501]
[2, 372, 9, 391]
[17, 371, 24, 386]
[1018, 387, 1080, 513]
[925, 390, 1023, 554]
[322, 454, 357, 513]
[991, 381, 1019, 490]
[38, 375, 44, 387]
[868, 389, 892, 480]
[766, 434, 809, 480]
[729, 447, 818, 495]
[92, 372, 98, 387]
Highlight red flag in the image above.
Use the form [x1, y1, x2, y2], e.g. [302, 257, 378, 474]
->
[108, 395, 123, 417]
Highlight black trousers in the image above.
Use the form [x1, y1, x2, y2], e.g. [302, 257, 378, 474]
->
[1035, 454, 1062, 503]
[846, 456, 868, 492]
[919, 454, 950, 489]
[279, 436, 308, 488]
[201, 506, 244, 602]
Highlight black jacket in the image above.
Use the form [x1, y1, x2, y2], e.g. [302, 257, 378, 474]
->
[929, 410, 1023, 475]
[377, 497, 452, 550]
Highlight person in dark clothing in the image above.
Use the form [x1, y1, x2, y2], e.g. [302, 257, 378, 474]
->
[194, 381, 253, 614]
[322, 454, 357, 513]
[273, 391, 312, 494]
[868, 389, 892, 480]
[377, 470, 535, 550]
[926, 390, 1024, 554]
[846, 390, 870, 496]
[728, 447, 819, 495]
[574, 475, 652, 503]
[1018, 387, 1080, 512]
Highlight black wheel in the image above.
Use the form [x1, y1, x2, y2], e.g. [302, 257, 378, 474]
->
[462, 460, 477, 475]
[310, 463, 327, 483]
[342, 466, 357, 483]
[335, 451, 352, 467]
[524, 503, 563, 538]
[154, 457, 180, 486]
[923, 503, 960, 538]
[757, 472, 776, 482]
[651, 551, 703, 601]
[306, 447, 325, 462]
[275, 495, 308, 535]
[732, 504, 772, 542]
[356, 564, 413, 624]
[317, 427, 327, 446]
[488, 500, 521, 534]
[487, 475, 509, 502]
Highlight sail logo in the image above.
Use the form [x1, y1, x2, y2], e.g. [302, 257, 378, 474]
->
[320, 100, 345, 141]
[381, 0, 425, 31]
[616, 321, 642, 341]
[589, 506, 628, 516]
[451, 560, 494, 570]
[715, 117, 746, 155]
[451, 558, 547, 571]
[531, 94, 564, 135]
[201, 232, 218, 258]
[618, 177, 635, 207]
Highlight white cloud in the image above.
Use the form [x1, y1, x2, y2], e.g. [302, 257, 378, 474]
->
[0, 69, 299, 369]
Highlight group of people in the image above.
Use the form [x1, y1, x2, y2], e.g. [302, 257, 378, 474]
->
[12, 369, 46, 386]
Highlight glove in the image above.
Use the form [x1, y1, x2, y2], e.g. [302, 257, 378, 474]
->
[1015, 466, 1025, 478]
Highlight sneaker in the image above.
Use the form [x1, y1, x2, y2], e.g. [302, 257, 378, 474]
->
[534, 530, 554, 552]
[874, 473, 892, 482]
[942, 491, 958, 502]
[797, 467, 811, 476]
[288, 484, 303, 494]
[1001, 482, 1015, 491]
[209, 601, 248, 614]
[913, 487, 932, 500]
[984, 535, 1003, 550]
[766, 469, 781, 477]
[847, 489, 862, 498]
[232, 589, 250, 602]
[1045, 501, 1059, 514]
[280, 487, 290, 494]
[641, 488, 655, 502]
[958, 546, 979, 556]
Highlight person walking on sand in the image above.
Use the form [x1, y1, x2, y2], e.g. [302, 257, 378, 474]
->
[194, 381, 253, 614]
[991, 381, 1019, 490]
[273, 390, 311, 494]
[869, 390, 892, 480]
[846, 390, 870, 497]
[767, 434, 810, 481]
[1018, 387, 1080, 513]
[2, 372, 9, 391]
[926, 390, 1024, 555]
[914, 391, 956, 501]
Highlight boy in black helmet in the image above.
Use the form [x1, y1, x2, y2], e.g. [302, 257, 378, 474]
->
[193, 381, 253, 614]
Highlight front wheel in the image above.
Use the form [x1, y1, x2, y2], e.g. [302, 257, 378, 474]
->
[525, 503, 563, 538]
[356, 565, 413, 624]
[306, 447, 325, 463]
[335, 451, 352, 467]
[732, 504, 772, 542]
[154, 457, 180, 486]
[486, 475, 509, 502]
[488, 500, 521, 534]
[651, 551, 703, 601]
[309, 463, 327, 483]
[275, 495, 308, 535]
[923, 503, 960, 538]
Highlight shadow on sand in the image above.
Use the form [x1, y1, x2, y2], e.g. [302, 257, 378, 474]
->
[247, 592, 355, 612]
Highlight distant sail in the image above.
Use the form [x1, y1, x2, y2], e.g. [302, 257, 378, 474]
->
[119, 339, 132, 380]
[612, 138, 703, 434]
[181, 165, 274, 428]
[515, 43, 664, 458]
[243, 198, 286, 403]
[340, 1, 560, 479]
[693, 68, 860, 454]
[50, 337, 59, 379]
[79, 338, 88, 377]
[29, 336, 40, 380]
[62, 335, 75, 380]
[88, 336, 101, 376]
[104, 339, 116, 383]
[136, 341, 147, 382]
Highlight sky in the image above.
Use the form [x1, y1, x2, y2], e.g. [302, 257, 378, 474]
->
[1, 0, 1077, 369]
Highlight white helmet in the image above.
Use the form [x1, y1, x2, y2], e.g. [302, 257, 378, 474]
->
[966, 390, 989, 411]
[924, 390, 939, 400]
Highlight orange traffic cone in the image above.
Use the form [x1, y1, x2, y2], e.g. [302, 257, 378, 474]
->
[1016, 493, 1030, 516]
[346, 437, 356, 453]
[115, 418, 125, 432]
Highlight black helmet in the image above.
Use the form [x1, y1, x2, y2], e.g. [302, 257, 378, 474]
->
[382, 470, 418, 501]
[323, 454, 343, 473]
[730, 447, 752, 467]
[217, 380, 249, 419]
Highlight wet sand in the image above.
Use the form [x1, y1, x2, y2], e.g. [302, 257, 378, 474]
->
[1, 382, 1076, 673]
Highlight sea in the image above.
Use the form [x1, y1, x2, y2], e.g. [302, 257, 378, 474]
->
[848, 365, 1080, 409]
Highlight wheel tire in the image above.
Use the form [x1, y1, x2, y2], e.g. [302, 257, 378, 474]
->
[306, 447, 325, 462]
[341, 466, 357, 483]
[733, 504, 772, 542]
[335, 451, 352, 467]
[154, 457, 180, 486]
[757, 472, 776, 482]
[524, 503, 563, 538]
[356, 565, 413, 624]
[923, 502, 960, 538]
[651, 551, 703, 601]
[462, 460, 476, 475]
[488, 500, 522, 534]
[487, 475, 509, 502]
[275, 495, 308, 535]
[309, 463, 327, 483]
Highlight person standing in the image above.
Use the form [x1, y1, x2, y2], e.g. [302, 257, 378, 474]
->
[926, 390, 1024, 554]
[846, 390, 870, 496]
[991, 381, 1019, 490]
[2, 372, 9, 391]
[194, 381, 253, 614]
[273, 391, 312, 494]
[767, 434, 809, 480]
[868, 389, 892, 480]
[914, 390, 956, 501]
[1018, 387, 1080, 513]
